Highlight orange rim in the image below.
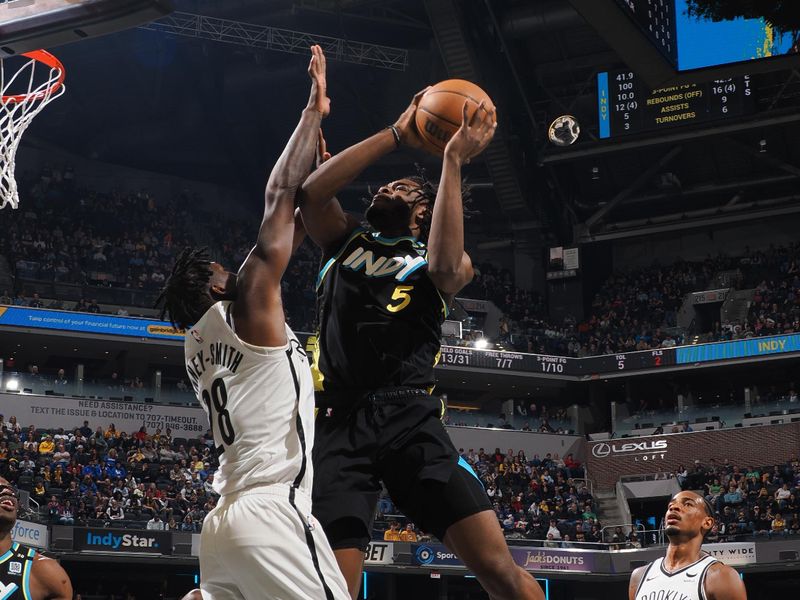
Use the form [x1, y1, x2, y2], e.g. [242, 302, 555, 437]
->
[2, 49, 66, 104]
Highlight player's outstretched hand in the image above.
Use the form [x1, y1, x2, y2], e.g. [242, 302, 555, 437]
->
[444, 101, 497, 165]
[307, 45, 330, 117]
[393, 87, 430, 149]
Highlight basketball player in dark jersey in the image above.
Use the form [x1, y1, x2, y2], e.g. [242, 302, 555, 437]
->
[629, 491, 747, 600]
[0, 477, 72, 599]
[299, 96, 544, 600]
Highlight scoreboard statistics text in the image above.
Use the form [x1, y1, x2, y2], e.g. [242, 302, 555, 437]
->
[598, 69, 754, 139]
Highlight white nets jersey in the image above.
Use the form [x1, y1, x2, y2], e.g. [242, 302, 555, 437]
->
[634, 555, 719, 600]
[185, 301, 315, 498]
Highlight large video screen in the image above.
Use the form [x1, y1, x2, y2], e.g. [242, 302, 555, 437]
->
[617, 0, 799, 72]
[675, 1, 799, 71]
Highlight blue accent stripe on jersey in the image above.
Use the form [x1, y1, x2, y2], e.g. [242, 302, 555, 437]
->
[396, 259, 427, 282]
[22, 548, 34, 600]
[457, 457, 483, 488]
[370, 232, 418, 244]
[0, 543, 18, 565]
[0, 583, 18, 600]
[316, 227, 366, 290]
[316, 258, 335, 290]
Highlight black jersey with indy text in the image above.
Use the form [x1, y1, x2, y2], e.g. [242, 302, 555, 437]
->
[311, 227, 448, 392]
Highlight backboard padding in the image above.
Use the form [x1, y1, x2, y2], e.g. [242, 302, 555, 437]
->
[0, 0, 172, 56]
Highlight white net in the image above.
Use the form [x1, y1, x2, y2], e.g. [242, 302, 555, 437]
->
[0, 52, 65, 210]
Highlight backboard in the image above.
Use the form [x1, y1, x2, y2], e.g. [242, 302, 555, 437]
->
[0, 0, 173, 56]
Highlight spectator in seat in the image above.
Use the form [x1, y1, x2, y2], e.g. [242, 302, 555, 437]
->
[32, 480, 46, 503]
[106, 499, 124, 521]
[399, 523, 418, 542]
[47, 496, 61, 523]
[776, 483, 792, 508]
[87, 299, 100, 314]
[723, 483, 743, 507]
[53, 369, 68, 386]
[546, 519, 561, 540]
[104, 423, 120, 440]
[771, 512, 788, 538]
[38, 435, 55, 457]
[543, 533, 559, 548]
[147, 514, 165, 531]
[180, 514, 195, 532]
[627, 532, 642, 549]
[0, 290, 10, 305]
[59, 500, 75, 525]
[383, 521, 401, 541]
[750, 506, 769, 535]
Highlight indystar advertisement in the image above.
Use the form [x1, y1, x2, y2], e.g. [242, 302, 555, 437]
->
[412, 543, 595, 573]
[74, 527, 172, 554]
[702, 542, 756, 566]
[11, 519, 47, 549]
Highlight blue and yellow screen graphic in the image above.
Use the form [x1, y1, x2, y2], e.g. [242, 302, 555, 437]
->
[676, 1, 798, 71]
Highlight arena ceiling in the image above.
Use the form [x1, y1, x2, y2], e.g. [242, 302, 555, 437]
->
[20, 0, 800, 247]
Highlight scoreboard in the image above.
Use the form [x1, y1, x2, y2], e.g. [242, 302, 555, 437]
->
[614, 0, 677, 66]
[598, 69, 754, 139]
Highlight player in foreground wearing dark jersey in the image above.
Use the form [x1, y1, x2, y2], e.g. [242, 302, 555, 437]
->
[0, 477, 72, 600]
[299, 94, 544, 600]
[629, 491, 747, 600]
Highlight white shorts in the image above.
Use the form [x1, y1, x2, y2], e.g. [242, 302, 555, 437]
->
[199, 483, 350, 600]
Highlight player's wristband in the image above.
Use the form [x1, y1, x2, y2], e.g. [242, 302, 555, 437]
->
[387, 125, 401, 148]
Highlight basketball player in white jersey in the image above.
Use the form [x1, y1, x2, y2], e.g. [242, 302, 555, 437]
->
[629, 491, 747, 600]
[158, 46, 349, 600]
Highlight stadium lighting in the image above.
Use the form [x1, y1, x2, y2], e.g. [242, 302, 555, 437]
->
[474, 338, 489, 349]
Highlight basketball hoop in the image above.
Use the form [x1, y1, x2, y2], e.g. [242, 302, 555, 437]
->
[0, 50, 65, 210]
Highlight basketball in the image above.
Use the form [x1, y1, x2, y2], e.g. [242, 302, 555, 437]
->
[415, 79, 496, 156]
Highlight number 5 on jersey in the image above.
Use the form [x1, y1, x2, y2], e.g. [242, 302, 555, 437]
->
[387, 285, 414, 313]
[202, 377, 236, 454]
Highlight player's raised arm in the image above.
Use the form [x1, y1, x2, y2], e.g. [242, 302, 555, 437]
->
[233, 45, 328, 346]
[253, 44, 328, 273]
[426, 101, 496, 295]
[298, 88, 428, 255]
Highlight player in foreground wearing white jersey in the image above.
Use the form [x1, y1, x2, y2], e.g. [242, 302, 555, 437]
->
[158, 46, 349, 600]
[629, 491, 747, 600]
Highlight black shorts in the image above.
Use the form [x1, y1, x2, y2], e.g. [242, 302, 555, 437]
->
[312, 388, 492, 551]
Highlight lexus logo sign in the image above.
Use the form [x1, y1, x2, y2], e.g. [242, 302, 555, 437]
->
[592, 443, 611, 458]
[590, 440, 668, 461]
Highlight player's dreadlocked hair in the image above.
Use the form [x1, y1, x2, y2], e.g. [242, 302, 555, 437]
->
[363, 163, 475, 242]
[155, 247, 214, 331]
